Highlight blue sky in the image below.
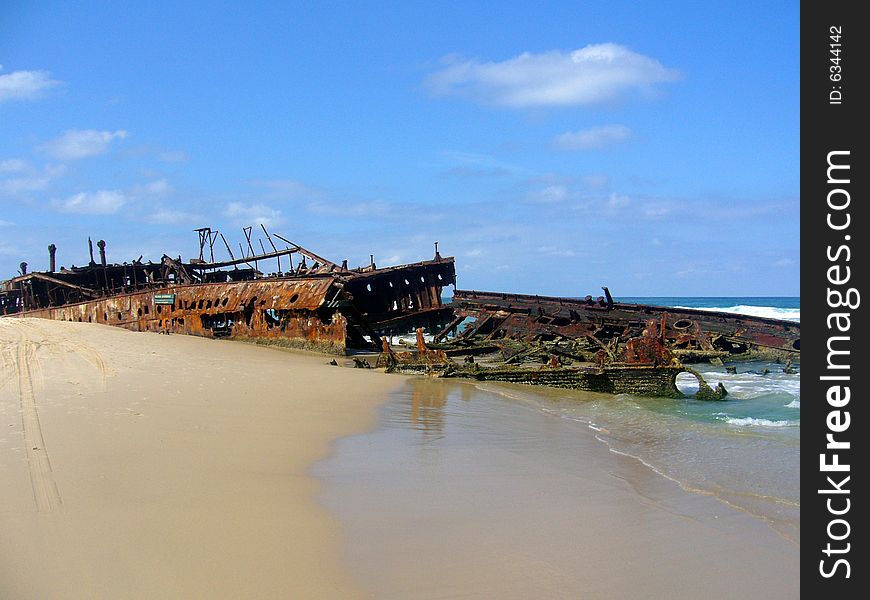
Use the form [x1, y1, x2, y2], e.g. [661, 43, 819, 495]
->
[1, 1, 799, 295]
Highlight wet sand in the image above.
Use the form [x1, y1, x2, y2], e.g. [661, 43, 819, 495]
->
[316, 378, 800, 599]
[0, 318, 396, 599]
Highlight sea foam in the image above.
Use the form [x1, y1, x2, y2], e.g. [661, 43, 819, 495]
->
[673, 305, 800, 322]
[723, 416, 799, 428]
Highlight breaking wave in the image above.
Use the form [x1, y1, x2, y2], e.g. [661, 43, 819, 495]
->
[722, 416, 799, 428]
[673, 305, 800, 322]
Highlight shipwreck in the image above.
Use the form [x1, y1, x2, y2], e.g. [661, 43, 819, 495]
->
[381, 323, 727, 400]
[0, 227, 455, 355]
[1, 226, 798, 399]
[439, 288, 800, 363]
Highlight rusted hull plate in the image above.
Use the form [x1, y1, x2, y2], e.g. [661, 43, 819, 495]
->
[402, 364, 686, 397]
[345, 260, 456, 326]
[452, 289, 800, 359]
[14, 279, 348, 355]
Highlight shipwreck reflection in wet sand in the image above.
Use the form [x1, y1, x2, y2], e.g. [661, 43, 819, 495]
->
[407, 378, 448, 438]
[396, 377, 497, 442]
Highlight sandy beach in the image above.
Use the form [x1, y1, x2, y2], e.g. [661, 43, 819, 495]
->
[1, 317, 798, 598]
[0, 318, 395, 599]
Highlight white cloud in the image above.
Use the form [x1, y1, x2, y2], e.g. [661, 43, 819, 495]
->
[641, 203, 672, 218]
[528, 184, 569, 204]
[440, 166, 510, 179]
[41, 129, 128, 160]
[0, 158, 28, 173]
[555, 125, 632, 150]
[0, 176, 49, 194]
[43, 163, 67, 178]
[537, 246, 576, 257]
[425, 43, 680, 107]
[132, 179, 173, 197]
[56, 190, 127, 214]
[0, 162, 67, 196]
[605, 192, 630, 210]
[441, 151, 531, 177]
[146, 179, 172, 195]
[224, 202, 284, 228]
[0, 68, 61, 102]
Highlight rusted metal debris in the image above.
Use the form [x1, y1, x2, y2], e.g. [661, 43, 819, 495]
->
[379, 326, 726, 399]
[445, 288, 799, 363]
[1, 229, 456, 355]
[376, 328, 449, 369]
[386, 286, 799, 399]
[383, 285, 799, 398]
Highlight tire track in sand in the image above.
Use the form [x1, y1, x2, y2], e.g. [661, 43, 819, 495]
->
[3, 319, 116, 512]
[12, 323, 63, 512]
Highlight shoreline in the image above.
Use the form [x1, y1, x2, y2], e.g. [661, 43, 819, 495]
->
[0, 318, 399, 599]
[473, 379, 801, 546]
[316, 376, 800, 599]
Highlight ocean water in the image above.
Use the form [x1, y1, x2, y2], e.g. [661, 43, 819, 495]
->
[523, 359, 799, 539]
[617, 296, 800, 322]
[445, 295, 801, 323]
[317, 298, 800, 595]
[524, 297, 799, 538]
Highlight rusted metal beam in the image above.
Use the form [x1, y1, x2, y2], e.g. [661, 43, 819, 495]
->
[186, 247, 299, 270]
[219, 232, 236, 261]
[261, 224, 281, 273]
[433, 315, 465, 342]
[27, 273, 101, 297]
[272, 234, 337, 269]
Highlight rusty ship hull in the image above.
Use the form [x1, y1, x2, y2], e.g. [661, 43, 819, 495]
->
[427, 363, 689, 398]
[446, 289, 799, 361]
[1, 232, 456, 355]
